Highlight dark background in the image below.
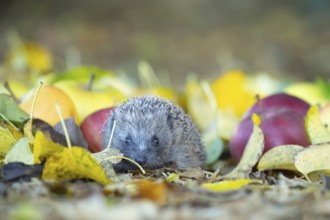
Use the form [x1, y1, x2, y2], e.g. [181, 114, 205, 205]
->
[1, 0, 329, 83]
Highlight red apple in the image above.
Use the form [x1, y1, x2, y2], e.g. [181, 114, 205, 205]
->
[243, 93, 310, 119]
[80, 107, 115, 152]
[230, 93, 311, 162]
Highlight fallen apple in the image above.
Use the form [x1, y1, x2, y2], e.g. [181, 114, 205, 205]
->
[19, 85, 79, 126]
[80, 107, 115, 152]
[230, 93, 311, 162]
[54, 79, 125, 124]
[243, 93, 310, 119]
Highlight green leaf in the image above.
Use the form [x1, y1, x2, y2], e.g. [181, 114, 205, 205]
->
[0, 94, 29, 126]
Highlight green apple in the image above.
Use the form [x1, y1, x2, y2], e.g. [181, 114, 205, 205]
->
[285, 82, 328, 106]
[54, 80, 126, 124]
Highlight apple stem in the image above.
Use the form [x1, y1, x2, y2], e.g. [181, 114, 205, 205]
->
[105, 120, 117, 150]
[255, 93, 263, 110]
[86, 73, 95, 91]
[3, 81, 18, 103]
[55, 102, 72, 151]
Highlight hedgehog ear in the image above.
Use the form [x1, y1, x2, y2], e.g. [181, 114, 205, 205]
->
[167, 114, 174, 130]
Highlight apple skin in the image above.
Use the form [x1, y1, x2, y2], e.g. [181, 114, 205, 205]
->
[80, 107, 115, 153]
[19, 85, 79, 126]
[243, 93, 310, 119]
[230, 108, 311, 162]
[54, 80, 125, 124]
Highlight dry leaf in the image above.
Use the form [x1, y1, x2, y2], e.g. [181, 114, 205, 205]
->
[294, 142, 330, 180]
[224, 114, 264, 178]
[305, 105, 330, 144]
[33, 130, 65, 162]
[202, 179, 261, 192]
[93, 148, 123, 182]
[4, 137, 34, 165]
[23, 118, 34, 145]
[128, 179, 168, 205]
[0, 126, 18, 157]
[258, 145, 304, 172]
[42, 146, 110, 185]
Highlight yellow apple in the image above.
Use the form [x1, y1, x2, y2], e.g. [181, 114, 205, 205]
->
[19, 85, 79, 125]
[54, 80, 126, 124]
[285, 82, 328, 106]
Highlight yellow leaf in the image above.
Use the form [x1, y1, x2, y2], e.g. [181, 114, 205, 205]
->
[6, 42, 53, 72]
[4, 137, 34, 165]
[33, 130, 64, 162]
[257, 145, 304, 172]
[212, 70, 256, 116]
[0, 126, 18, 157]
[251, 113, 262, 126]
[42, 147, 110, 185]
[202, 179, 261, 192]
[225, 115, 264, 178]
[184, 77, 214, 131]
[305, 105, 330, 144]
[23, 118, 34, 145]
[166, 173, 180, 183]
[294, 143, 330, 180]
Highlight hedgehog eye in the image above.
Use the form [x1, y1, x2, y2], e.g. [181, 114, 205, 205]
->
[125, 137, 131, 145]
[153, 136, 159, 146]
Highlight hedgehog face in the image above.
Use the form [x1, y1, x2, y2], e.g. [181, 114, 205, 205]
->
[107, 108, 175, 171]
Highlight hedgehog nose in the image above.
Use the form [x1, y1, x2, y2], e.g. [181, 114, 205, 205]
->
[135, 156, 147, 166]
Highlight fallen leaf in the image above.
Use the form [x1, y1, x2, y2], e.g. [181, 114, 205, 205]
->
[93, 147, 123, 164]
[6, 41, 53, 72]
[224, 114, 264, 178]
[42, 146, 110, 185]
[294, 142, 330, 180]
[166, 173, 180, 183]
[93, 148, 123, 182]
[4, 137, 34, 165]
[305, 105, 330, 144]
[0, 126, 19, 157]
[0, 94, 29, 127]
[53, 117, 88, 148]
[202, 179, 261, 192]
[23, 118, 34, 145]
[257, 145, 304, 172]
[128, 179, 168, 205]
[0, 162, 44, 182]
[33, 130, 65, 160]
[184, 77, 215, 131]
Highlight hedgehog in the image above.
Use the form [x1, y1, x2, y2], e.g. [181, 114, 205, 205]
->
[102, 96, 206, 171]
